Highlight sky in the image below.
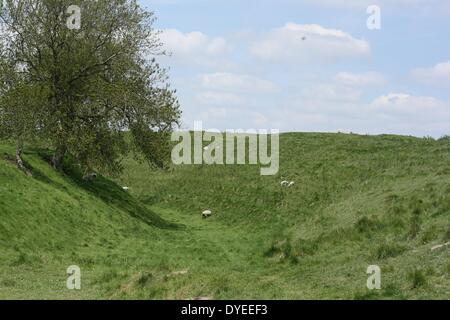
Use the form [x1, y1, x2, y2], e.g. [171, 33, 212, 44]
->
[141, 0, 450, 137]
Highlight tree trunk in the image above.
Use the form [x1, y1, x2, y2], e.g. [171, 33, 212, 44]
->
[52, 146, 66, 171]
[16, 140, 32, 176]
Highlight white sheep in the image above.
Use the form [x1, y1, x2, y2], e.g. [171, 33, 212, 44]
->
[202, 210, 212, 219]
[281, 181, 295, 187]
[122, 187, 130, 191]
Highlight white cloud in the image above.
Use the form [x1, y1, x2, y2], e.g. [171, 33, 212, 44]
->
[411, 61, 450, 87]
[262, 91, 450, 137]
[195, 91, 244, 106]
[198, 107, 229, 122]
[159, 29, 231, 66]
[334, 72, 386, 87]
[252, 112, 269, 126]
[250, 23, 370, 64]
[156, 21, 448, 137]
[365, 93, 450, 136]
[370, 93, 449, 120]
[183, 88, 450, 137]
[301, 83, 361, 103]
[372, 93, 443, 108]
[198, 72, 278, 93]
[289, 72, 385, 114]
[196, 107, 269, 129]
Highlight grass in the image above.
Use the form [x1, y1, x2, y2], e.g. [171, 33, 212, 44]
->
[408, 269, 428, 289]
[375, 243, 407, 259]
[1, 132, 450, 299]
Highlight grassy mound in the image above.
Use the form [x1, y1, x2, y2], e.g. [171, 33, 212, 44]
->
[1, 133, 449, 299]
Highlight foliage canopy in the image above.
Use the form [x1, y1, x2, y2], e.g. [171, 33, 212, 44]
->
[0, 0, 181, 175]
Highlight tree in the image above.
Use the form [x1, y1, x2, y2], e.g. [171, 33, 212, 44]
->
[0, 0, 181, 176]
[0, 59, 48, 175]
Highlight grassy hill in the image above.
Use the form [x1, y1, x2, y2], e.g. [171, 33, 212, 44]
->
[1, 133, 450, 299]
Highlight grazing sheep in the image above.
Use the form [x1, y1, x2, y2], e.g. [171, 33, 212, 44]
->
[122, 187, 130, 191]
[202, 210, 212, 219]
[281, 181, 295, 187]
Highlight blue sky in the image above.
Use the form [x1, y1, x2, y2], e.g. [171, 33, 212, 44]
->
[141, 0, 450, 137]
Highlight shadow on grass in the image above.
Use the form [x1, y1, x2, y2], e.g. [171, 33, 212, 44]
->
[29, 150, 182, 230]
[71, 174, 182, 230]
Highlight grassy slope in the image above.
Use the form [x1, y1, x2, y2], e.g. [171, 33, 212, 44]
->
[1, 133, 450, 299]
